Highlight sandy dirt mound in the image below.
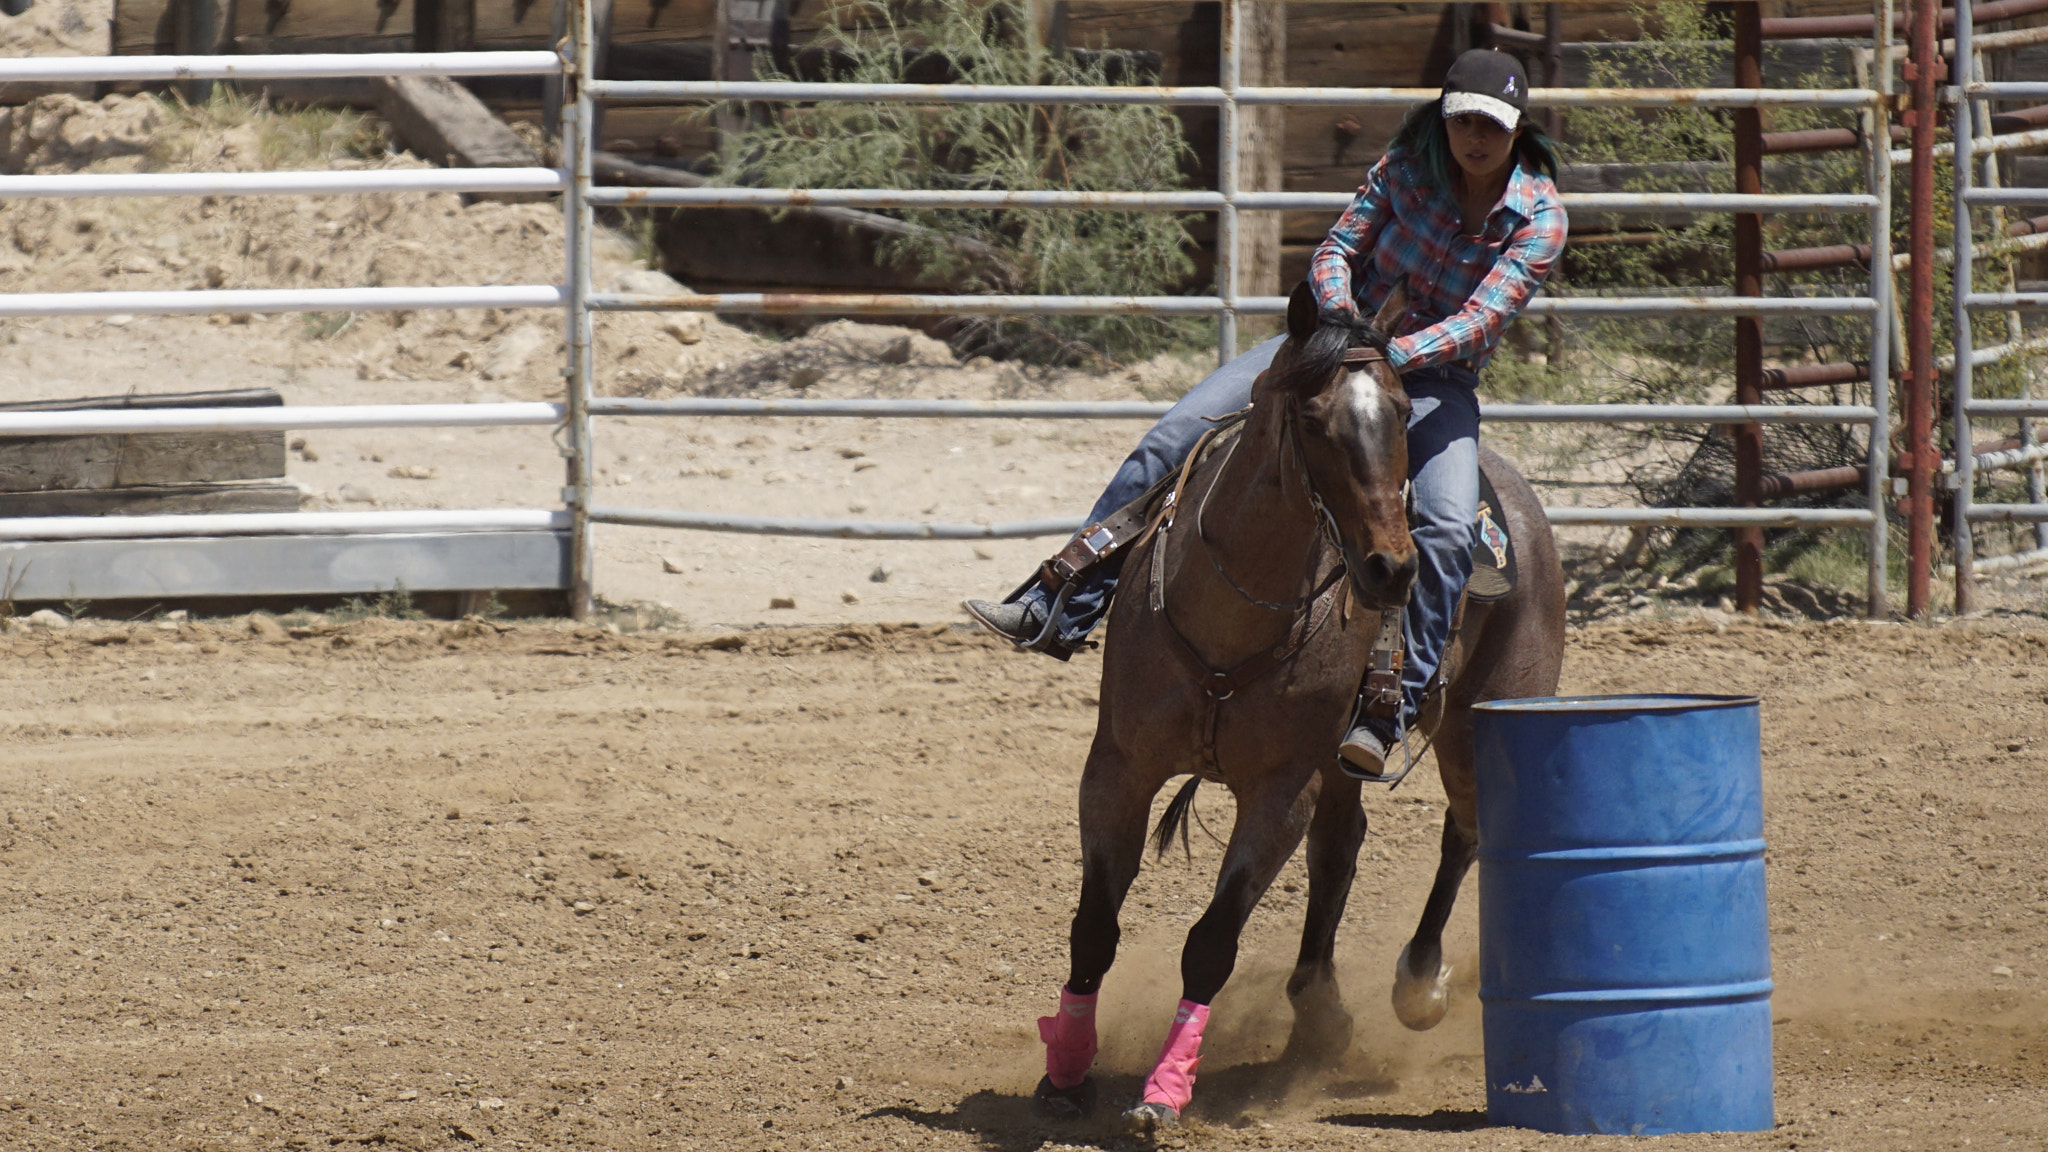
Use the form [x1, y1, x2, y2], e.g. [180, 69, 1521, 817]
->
[0, 0, 108, 61]
[0, 615, 2041, 1149]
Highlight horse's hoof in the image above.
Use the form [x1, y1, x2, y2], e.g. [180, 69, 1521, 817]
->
[1391, 943, 1453, 1031]
[1033, 1074, 1097, 1120]
[1123, 1101, 1181, 1130]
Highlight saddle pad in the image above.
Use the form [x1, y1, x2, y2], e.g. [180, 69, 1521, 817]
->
[1466, 467, 1517, 603]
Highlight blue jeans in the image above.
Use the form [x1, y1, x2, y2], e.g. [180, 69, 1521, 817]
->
[1019, 334, 1481, 731]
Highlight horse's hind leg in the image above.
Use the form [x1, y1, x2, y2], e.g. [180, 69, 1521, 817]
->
[1391, 718, 1477, 1031]
[1035, 738, 1159, 1119]
[1126, 776, 1317, 1127]
[1281, 767, 1366, 1063]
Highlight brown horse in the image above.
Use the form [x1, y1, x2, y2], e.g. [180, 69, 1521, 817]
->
[1031, 284, 1566, 1127]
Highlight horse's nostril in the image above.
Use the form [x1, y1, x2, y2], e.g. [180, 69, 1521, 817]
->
[1366, 550, 1416, 591]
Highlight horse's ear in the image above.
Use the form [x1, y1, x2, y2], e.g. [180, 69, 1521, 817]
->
[1286, 281, 1318, 344]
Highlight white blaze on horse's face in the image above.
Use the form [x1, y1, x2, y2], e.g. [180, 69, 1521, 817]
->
[1342, 368, 1390, 440]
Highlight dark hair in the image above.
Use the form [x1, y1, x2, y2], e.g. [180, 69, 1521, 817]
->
[1389, 97, 1560, 193]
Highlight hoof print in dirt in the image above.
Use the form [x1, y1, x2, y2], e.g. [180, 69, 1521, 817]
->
[1032, 1074, 1097, 1120]
[1122, 1101, 1179, 1130]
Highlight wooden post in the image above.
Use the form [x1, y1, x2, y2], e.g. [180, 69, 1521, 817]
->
[173, 0, 223, 104]
[1732, 1, 1765, 612]
[413, 0, 473, 53]
[716, 0, 785, 156]
[1240, 1, 1285, 333]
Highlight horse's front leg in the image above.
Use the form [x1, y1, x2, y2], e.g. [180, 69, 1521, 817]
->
[1392, 718, 1477, 1031]
[1125, 775, 1317, 1129]
[1281, 764, 1366, 1064]
[1035, 735, 1159, 1119]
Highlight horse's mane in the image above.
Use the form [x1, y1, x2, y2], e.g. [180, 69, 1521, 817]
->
[1269, 315, 1391, 397]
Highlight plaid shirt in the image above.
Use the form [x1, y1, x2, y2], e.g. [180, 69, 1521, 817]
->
[1309, 147, 1567, 372]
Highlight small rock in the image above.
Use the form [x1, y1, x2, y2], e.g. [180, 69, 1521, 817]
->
[661, 556, 688, 575]
[1994, 965, 2014, 977]
[105, 314, 133, 327]
[338, 483, 378, 505]
[570, 901, 598, 915]
[395, 1089, 418, 1101]
[2007, 741, 2025, 753]
[613, 473, 633, 486]
[847, 501, 869, 514]
[479, 324, 555, 381]
[841, 590, 861, 604]
[26, 609, 68, 629]
[869, 565, 891, 584]
[837, 447, 867, 459]
[972, 546, 994, 561]
[917, 871, 944, 891]
[477, 1097, 506, 1111]
[445, 807, 461, 820]
[835, 1076, 854, 1091]
[763, 470, 792, 485]
[662, 315, 706, 345]
[876, 335, 913, 365]
[769, 596, 797, 610]
[387, 464, 437, 480]
[247, 615, 288, 643]
[166, 609, 188, 622]
[787, 365, 825, 390]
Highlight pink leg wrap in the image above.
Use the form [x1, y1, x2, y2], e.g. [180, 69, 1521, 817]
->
[1140, 999, 1211, 1113]
[1036, 986, 1099, 1090]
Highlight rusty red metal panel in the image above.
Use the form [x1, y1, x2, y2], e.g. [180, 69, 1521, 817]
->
[1907, 0, 1940, 616]
[1733, 2, 1765, 615]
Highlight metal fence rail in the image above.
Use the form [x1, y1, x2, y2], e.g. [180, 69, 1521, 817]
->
[0, 0, 1913, 620]
[562, 0, 1897, 617]
[1952, 0, 2048, 606]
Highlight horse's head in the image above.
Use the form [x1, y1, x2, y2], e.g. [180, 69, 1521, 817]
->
[1262, 281, 1418, 610]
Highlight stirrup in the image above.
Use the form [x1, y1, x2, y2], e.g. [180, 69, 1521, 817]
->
[990, 576, 1086, 662]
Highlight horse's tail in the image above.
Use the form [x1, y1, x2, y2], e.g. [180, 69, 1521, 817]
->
[1150, 776, 1202, 861]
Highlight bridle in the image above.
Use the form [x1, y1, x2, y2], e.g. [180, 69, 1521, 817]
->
[1193, 343, 1395, 613]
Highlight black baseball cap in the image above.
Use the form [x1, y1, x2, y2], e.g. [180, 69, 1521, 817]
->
[1441, 49, 1528, 132]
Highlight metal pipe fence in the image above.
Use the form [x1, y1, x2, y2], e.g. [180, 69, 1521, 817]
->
[1954, 0, 2048, 605]
[0, 0, 1918, 621]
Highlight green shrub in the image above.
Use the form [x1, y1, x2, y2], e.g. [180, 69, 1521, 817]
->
[708, 0, 1201, 365]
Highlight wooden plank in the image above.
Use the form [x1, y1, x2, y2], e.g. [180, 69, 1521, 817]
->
[375, 73, 542, 168]
[0, 437, 120, 494]
[0, 390, 286, 494]
[231, 0, 415, 42]
[0, 434, 285, 492]
[115, 433, 288, 488]
[0, 483, 302, 519]
[114, 0, 177, 55]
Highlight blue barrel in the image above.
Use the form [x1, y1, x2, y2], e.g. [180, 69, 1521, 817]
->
[1472, 694, 1771, 1136]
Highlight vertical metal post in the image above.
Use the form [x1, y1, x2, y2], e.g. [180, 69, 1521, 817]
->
[1864, 20, 1894, 617]
[1543, 3, 1563, 139]
[563, 0, 598, 619]
[1543, 2, 1566, 364]
[1216, 0, 1241, 367]
[1732, 3, 1765, 613]
[1906, 0, 1939, 615]
[1952, 0, 1976, 611]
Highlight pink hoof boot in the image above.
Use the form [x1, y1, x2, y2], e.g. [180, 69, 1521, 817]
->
[1036, 986, 1099, 1090]
[1138, 999, 1210, 1115]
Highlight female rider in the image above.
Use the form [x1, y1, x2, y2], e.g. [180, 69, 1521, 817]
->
[965, 48, 1567, 781]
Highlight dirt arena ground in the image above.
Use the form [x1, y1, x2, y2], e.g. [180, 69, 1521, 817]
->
[0, 612, 2040, 1151]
